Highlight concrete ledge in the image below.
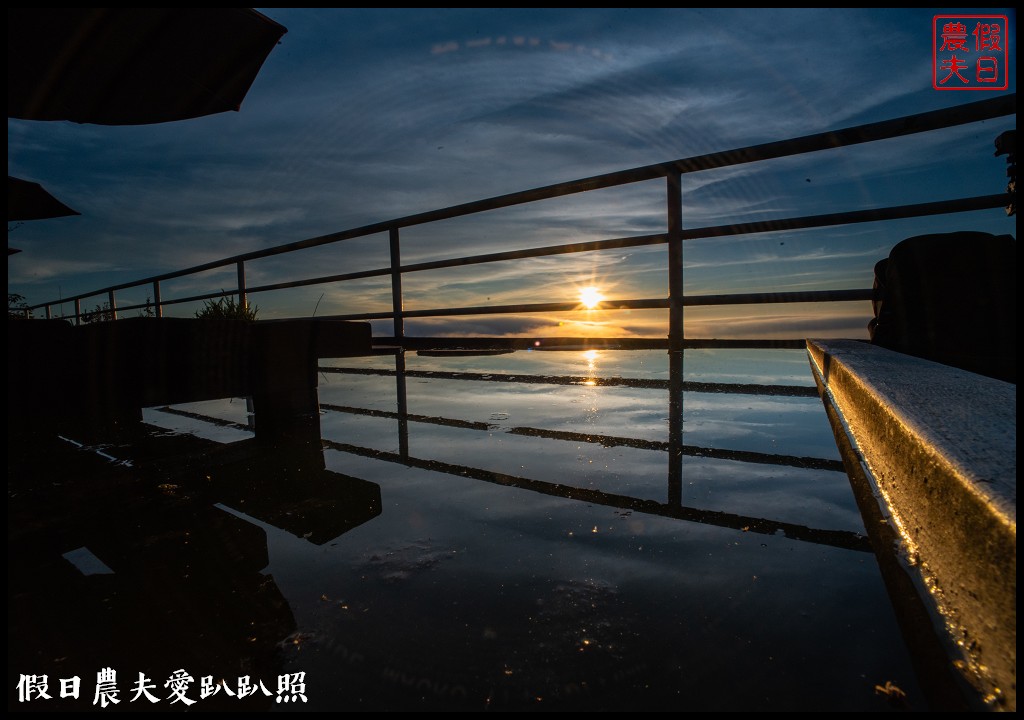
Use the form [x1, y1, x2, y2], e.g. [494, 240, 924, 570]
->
[808, 339, 1016, 710]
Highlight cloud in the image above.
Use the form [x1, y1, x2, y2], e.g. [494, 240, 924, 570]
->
[8, 257, 125, 285]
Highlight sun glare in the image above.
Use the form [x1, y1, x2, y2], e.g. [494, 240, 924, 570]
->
[579, 286, 604, 309]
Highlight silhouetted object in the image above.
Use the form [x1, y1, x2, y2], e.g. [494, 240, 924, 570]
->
[7, 431, 297, 711]
[195, 294, 259, 320]
[995, 130, 1016, 216]
[8, 8, 286, 125]
[186, 439, 383, 544]
[7, 175, 79, 221]
[869, 232, 1016, 383]
[8, 317, 372, 443]
[7, 318, 76, 431]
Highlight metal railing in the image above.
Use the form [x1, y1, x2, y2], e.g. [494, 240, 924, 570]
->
[28, 94, 1015, 351]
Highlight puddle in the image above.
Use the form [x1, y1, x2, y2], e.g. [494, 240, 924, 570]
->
[10, 349, 928, 711]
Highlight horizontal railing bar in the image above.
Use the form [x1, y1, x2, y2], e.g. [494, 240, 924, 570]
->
[320, 403, 495, 432]
[28, 94, 1014, 310]
[244, 267, 393, 294]
[681, 194, 1009, 241]
[320, 402, 841, 471]
[154, 406, 251, 430]
[66, 287, 871, 320]
[665, 94, 1014, 175]
[395, 337, 665, 350]
[322, 287, 872, 321]
[677, 338, 810, 349]
[684, 288, 874, 306]
[319, 366, 819, 396]
[374, 337, 811, 350]
[320, 439, 871, 552]
[132, 288, 239, 309]
[100, 300, 158, 314]
[321, 298, 668, 321]
[399, 233, 669, 273]
[507, 425, 845, 472]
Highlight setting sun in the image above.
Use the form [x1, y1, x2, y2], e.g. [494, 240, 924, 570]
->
[579, 287, 604, 309]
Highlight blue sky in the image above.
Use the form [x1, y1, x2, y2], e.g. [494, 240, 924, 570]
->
[7, 8, 1016, 339]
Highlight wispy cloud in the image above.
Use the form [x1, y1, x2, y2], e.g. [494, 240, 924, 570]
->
[8, 257, 125, 285]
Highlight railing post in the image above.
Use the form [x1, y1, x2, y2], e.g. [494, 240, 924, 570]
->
[394, 351, 410, 461]
[236, 261, 252, 429]
[668, 347, 684, 506]
[389, 227, 410, 460]
[74, 298, 81, 326]
[666, 169, 683, 351]
[389, 228, 405, 341]
[237, 261, 247, 311]
[666, 169, 684, 505]
[108, 290, 118, 321]
[152, 280, 163, 318]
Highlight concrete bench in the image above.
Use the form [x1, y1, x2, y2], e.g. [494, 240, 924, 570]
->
[808, 339, 1016, 710]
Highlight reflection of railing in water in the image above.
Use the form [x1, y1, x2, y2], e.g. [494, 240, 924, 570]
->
[318, 438, 869, 554]
[153, 349, 865, 554]
[156, 403, 867, 554]
[319, 365, 821, 397]
[324, 348, 844, 507]
[318, 402, 843, 473]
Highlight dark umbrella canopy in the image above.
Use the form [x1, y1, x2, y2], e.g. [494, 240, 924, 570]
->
[8, 8, 286, 125]
[7, 176, 79, 221]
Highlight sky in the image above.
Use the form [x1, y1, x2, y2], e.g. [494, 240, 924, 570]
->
[7, 8, 1017, 340]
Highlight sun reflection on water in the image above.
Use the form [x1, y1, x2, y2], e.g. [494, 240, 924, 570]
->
[582, 349, 599, 385]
